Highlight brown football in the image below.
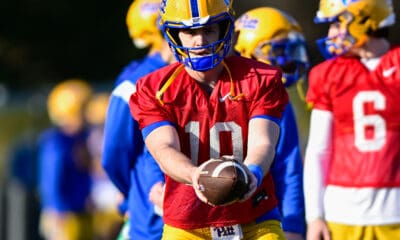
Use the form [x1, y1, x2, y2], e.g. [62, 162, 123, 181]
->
[198, 157, 249, 206]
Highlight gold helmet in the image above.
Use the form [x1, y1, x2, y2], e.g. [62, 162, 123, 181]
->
[47, 79, 92, 131]
[159, 0, 235, 71]
[235, 7, 309, 87]
[84, 93, 110, 126]
[126, 0, 163, 50]
[315, 0, 395, 58]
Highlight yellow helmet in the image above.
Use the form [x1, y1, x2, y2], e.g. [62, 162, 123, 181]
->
[84, 93, 110, 126]
[47, 79, 92, 130]
[159, 0, 235, 71]
[315, 0, 395, 59]
[126, 0, 163, 50]
[235, 7, 309, 87]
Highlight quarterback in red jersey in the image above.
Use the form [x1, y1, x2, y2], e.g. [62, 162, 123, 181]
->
[304, 0, 400, 240]
[130, 0, 288, 239]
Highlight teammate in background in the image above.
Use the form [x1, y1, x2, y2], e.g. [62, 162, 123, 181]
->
[101, 0, 174, 239]
[37, 79, 94, 240]
[130, 0, 288, 239]
[304, 0, 400, 239]
[235, 7, 309, 240]
[85, 93, 123, 240]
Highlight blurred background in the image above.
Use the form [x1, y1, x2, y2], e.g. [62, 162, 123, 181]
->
[0, 0, 399, 239]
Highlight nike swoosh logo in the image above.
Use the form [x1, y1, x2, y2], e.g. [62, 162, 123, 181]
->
[383, 66, 397, 77]
[219, 93, 230, 102]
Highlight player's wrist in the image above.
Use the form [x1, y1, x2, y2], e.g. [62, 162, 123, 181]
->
[246, 164, 263, 187]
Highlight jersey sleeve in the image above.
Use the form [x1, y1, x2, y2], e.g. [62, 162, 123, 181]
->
[37, 131, 65, 211]
[142, 148, 165, 189]
[130, 73, 174, 130]
[102, 81, 143, 197]
[250, 67, 289, 119]
[270, 103, 305, 234]
[306, 63, 333, 111]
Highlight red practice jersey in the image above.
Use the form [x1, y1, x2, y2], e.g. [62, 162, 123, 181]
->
[130, 56, 288, 229]
[307, 46, 400, 188]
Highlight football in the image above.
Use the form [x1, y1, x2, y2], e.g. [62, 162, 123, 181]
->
[198, 157, 249, 206]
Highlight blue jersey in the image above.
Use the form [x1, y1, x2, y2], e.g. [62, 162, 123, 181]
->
[38, 128, 92, 212]
[114, 59, 143, 87]
[271, 103, 305, 235]
[102, 52, 167, 240]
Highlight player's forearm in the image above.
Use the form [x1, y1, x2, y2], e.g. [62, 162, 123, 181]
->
[244, 144, 276, 174]
[304, 109, 333, 222]
[155, 146, 196, 184]
[145, 125, 196, 184]
[245, 118, 280, 173]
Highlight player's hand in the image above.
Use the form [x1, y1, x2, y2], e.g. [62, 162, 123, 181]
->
[306, 218, 331, 240]
[219, 155, 257, 202]
[238, 164, 258, 202]
[149, 181, 164, 214]
[285, 232, 304, 240]
[191, 166, 217, 206]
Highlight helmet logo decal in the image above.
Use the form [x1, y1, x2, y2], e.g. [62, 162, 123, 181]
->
[141, 2, 160, 14]
[236, 14, 258, 30]
[342, 0, 358, 5]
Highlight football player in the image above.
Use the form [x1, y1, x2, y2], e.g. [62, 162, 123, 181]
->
[304, 0, 400, 239]
[84, 93, 123, 239]
[235, 7, 309, 240]
[130, 0, 288, 239]
[101, 0, 174, 239]
[38, 79, 94, 240]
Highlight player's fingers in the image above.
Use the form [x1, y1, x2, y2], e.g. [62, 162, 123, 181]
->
[194, 183, 216, 206]
[191, 167, 215, 206]
[240, 172, 257, 201]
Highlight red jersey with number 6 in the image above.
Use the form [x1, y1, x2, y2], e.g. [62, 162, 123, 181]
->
[130, 56, 288, 229]
[306, 46, 400, 188]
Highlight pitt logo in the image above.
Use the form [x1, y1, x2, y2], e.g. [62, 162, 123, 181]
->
[213, 226, 236, 237]
[236, 14, 258, 30]
[342, 0, 358, 4]
[141, 2, 161, 14]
